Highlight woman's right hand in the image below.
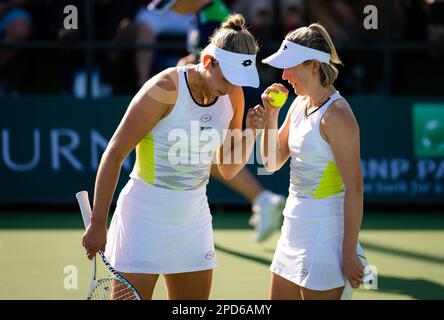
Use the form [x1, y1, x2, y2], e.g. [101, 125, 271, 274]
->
[82, 223, 107, 260]
[261, 83, 289, 116]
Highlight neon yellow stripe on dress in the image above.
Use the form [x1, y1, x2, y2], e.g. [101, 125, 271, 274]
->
[313, 160, 344, 199]
[135, 133, 155, 185]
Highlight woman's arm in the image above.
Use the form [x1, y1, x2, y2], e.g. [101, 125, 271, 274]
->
[82, 68, 177, 259]
[216, 86, 264, 180]
[321, 99, 365, 288]
[260, 84, 294, 172]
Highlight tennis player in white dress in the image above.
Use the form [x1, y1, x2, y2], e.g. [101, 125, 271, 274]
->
[260, 23, 373, 300]
[82, 14, 267, 300]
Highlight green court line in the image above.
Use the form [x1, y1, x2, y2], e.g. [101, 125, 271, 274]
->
[374, 275, 444, 300]
[361, 241, 444, 266]
[0, 212, 82, 229]
[1, 211, 444, 230]
[217, 240, 444, 271]
[1, 221, 443, 299]
[215, 244, 271, 266]
[216, 242, 444, 299]
[360, 212, 444, 230]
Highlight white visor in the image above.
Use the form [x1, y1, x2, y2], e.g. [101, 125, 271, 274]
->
[206, 44, 259, 88]
[262, 40, 331, 69]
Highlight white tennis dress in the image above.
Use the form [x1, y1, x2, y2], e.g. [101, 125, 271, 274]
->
[104, 66, 233, 274]
[271, 91, 369, 293]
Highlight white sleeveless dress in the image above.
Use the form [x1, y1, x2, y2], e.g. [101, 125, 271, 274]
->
[271, 91, 369, 292]
[104, 66, 234, 274]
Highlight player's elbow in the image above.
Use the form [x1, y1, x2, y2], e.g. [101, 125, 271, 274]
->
[263, 157, 282, 173]
[223, 174, 235, 181]
[263, 163, 278, 173]
[219, 169, 235, 181]
[216, 164, 237, 180]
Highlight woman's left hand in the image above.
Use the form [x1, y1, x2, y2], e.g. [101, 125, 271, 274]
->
[343, 253, 365, 289]
[245, 104, 267, 134]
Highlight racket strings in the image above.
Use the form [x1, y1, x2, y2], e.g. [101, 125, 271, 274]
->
[90, 278, 138, 300]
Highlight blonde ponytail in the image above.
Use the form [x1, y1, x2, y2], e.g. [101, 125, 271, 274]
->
[286, 23, 342, 86]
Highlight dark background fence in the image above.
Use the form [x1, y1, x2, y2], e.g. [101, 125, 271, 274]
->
[1, 0, 443, 207]
[2, 95, 443, 205]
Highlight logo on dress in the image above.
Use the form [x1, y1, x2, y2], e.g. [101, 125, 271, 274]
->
[300, 268, 308, 278]
[283, 44, 288, 50]
[205, 250, 215, 260]
[242, 59, 252, 67]
[200, 114, 212, 122]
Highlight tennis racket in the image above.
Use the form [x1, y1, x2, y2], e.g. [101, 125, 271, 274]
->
[76, 190, 141, 300]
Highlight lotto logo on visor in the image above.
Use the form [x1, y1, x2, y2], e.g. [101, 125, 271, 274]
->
[262, 40, 331, 69]
[147, 0, 176, 14]
[206, 44, 259, 88]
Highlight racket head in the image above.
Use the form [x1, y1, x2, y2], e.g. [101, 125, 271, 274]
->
[88, 275, 141, 300]
[76, 190, 142, 300]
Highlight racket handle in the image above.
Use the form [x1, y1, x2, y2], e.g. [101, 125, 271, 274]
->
[76, 190, 92, 228]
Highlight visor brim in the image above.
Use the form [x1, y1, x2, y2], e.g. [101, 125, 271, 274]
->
[219, 62, 260, 88]
[262, 51, 306, 69]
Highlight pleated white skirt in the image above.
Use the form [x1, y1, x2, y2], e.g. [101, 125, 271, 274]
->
[271, 196, 366, 291]
[104, 178, 217, 274]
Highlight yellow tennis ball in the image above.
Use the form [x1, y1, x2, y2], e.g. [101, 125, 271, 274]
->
[268, 90, 287, 108]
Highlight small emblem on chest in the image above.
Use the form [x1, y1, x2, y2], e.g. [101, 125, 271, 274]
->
[200, 114, 213, 122]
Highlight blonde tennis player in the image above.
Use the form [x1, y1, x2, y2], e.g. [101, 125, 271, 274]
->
[82, 14, 266, 300]
[260, 23, 370, 300]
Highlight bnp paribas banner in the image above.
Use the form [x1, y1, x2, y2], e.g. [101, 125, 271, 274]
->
[354, 98, 444, 203]
[1, 96, 443, 204]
